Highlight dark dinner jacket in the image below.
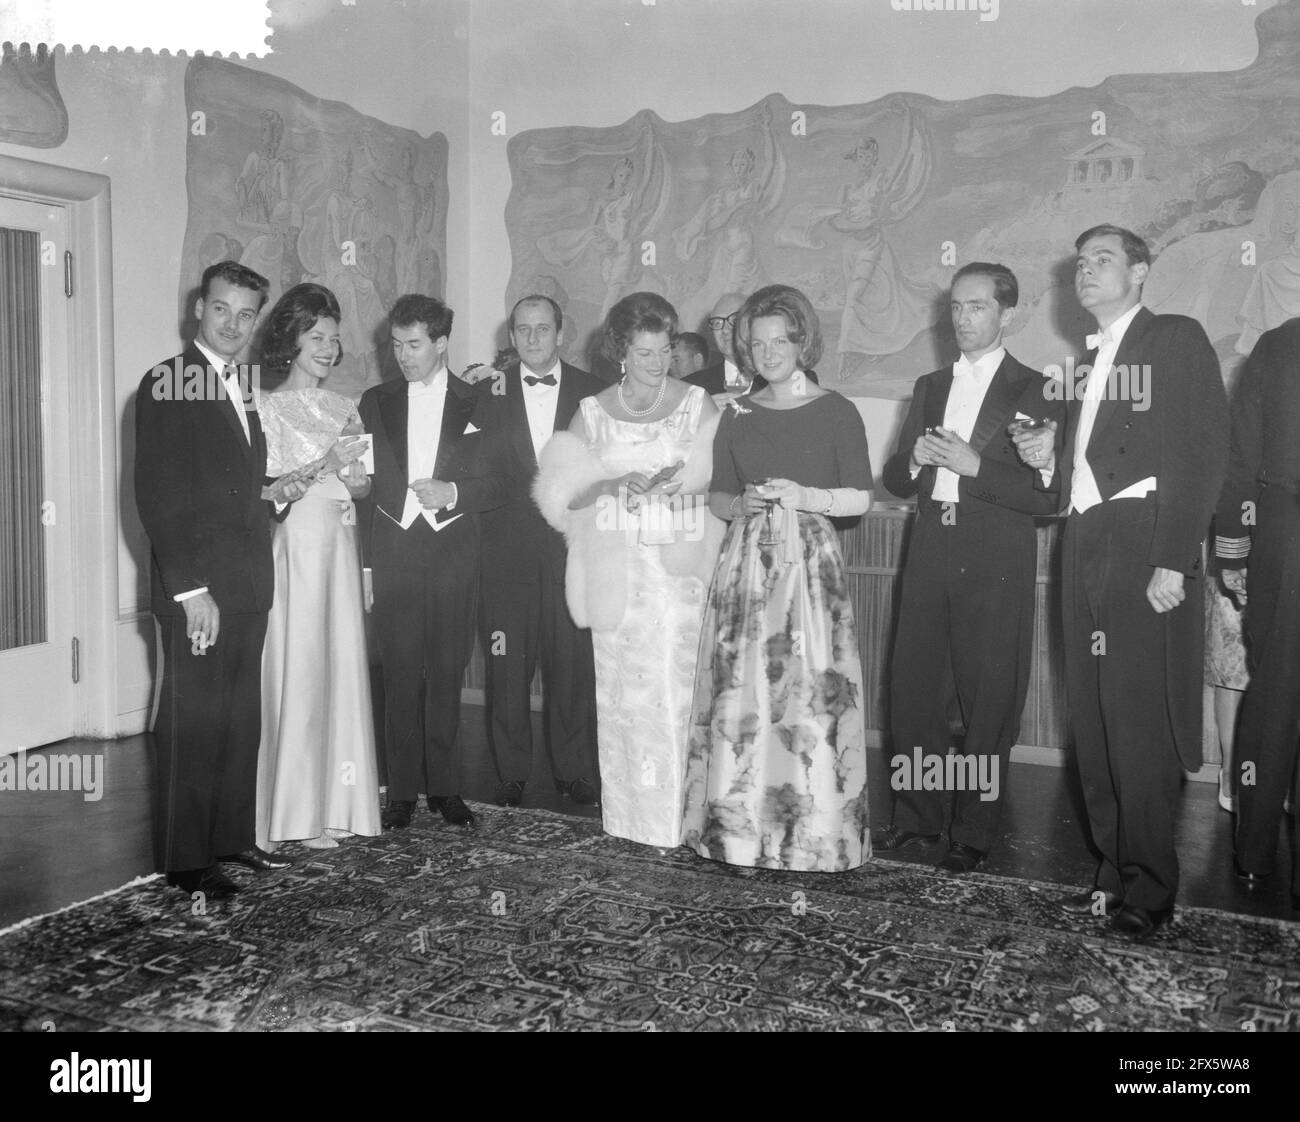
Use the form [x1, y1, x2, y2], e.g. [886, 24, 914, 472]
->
[134, 342, 279, 872]
[135, 343, 276, 617]
[883, 352, 1062, 518]
[882, 352, 1062, 851]
[479, 360, 606, 580]
[1051, 307, 1228, 770]
[358, 371, 516, 568]
[1052, 307, 1227, 579]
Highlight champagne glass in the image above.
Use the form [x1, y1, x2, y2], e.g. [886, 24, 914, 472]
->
[756, 477, 783, 547]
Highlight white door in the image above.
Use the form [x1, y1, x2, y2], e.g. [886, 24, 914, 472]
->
[0, 197, 74, 753]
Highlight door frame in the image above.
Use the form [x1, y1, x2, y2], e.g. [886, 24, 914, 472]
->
[0, 153, 116, 746]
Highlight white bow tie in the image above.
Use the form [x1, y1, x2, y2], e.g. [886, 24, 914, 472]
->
[1085, 331, 1110, 350]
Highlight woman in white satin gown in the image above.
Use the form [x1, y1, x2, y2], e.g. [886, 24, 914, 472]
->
[255, 283, 382, 849]
[534, 292, 722, 847]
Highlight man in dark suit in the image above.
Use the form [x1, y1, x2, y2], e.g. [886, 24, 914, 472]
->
[134, 260, 304, 900]
[1015, 225, 1228, 937]
[1214, 316, 1300, 911]
[359, 294, 517, 829]
[685, 292, 748, 395]
[478, 295, 605, 808]
[686, 291, 819, 396]
[670, 332, 708, 380]
[876, 263, 1062, 873]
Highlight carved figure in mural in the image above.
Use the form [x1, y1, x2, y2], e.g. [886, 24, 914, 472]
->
[235, 109, 304, 298]
[831, 110, 936, 378]
[237, 109, 291, 227]
[537, 127, 669, 319]
[363, 137, 437, 295]
[777, 100, 935, 381]
[312, 149, 387, 388]
[673, 101, 785, 331]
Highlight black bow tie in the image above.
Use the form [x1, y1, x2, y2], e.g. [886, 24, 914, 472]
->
[523, 373, 557, 387]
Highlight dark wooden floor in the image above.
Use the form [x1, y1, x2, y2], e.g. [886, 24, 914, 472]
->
[1, 706, 1295, 929]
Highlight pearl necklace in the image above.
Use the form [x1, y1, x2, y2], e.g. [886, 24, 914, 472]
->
[618, 375, 666, 417]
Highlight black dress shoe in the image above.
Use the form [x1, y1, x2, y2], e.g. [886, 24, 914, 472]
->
[560, 778, 597, 806]
[936, 842, 986, 873]
[381, 800, 415, 830]
[872, 824, 941, 852]
[494, 780, 525, 807]
[428, 795, 476, 826]
[1058, 888, 1123, 916]
[1110, 903, 1173, 938]
[217, 845, 292, 872]
[1233, 858, 1271, 889]
[166, 866, 241, 899]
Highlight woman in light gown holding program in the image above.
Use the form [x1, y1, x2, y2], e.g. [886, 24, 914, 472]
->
[255, 282, 382, 851]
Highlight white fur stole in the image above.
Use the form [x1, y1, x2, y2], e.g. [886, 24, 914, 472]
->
[532, 413, 724, 631]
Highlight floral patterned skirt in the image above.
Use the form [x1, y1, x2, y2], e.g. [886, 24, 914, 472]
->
[681, 511, 869, 871]
[1205, 574, 1250, 690]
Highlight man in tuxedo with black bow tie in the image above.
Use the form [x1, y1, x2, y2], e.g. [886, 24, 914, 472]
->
[1015, 225, 1228, 938]
[477, 295, 605, 808]
[359, 294, 518, 829]
[876, 263, 1062, 874]
[135, 260, 306, 901]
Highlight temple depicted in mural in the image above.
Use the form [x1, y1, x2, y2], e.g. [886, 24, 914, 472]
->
[505, 0, 1300, 397]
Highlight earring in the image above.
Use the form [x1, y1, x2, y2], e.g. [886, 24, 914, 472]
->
[620, 359, 626, 377]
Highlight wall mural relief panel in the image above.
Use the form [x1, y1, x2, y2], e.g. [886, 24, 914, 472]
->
[180, 55, 448, 398]
[505, 1, 1300, 398]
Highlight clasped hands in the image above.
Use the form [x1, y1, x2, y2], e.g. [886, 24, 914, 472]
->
[911, 426, 981, 477]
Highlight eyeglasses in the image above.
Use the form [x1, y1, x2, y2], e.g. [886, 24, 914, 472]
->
[707, 313, 737, 330]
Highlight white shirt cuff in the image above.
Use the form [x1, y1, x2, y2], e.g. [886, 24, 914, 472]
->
[174, 586, 208, 602]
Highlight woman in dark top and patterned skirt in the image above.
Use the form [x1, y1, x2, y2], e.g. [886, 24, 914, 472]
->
[682, 284, 873, 871]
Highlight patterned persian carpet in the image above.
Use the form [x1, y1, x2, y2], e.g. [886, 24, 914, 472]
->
[1, 805, 1296, 1032]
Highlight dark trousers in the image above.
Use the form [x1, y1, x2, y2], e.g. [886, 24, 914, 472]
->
[152, 610, 267, 872]
[889, 503, 1036, 852]
[480, 565, 598, 790]
[372, 518, 478, 801]
[1236, 485, 1300, 888]
[1062, 499, 1188, 911]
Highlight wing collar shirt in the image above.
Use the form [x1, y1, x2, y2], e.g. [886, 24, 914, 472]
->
[1070, 303, 1152, 513]
[931, 346, 1004, 503]
[401, 367, 452, 530]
